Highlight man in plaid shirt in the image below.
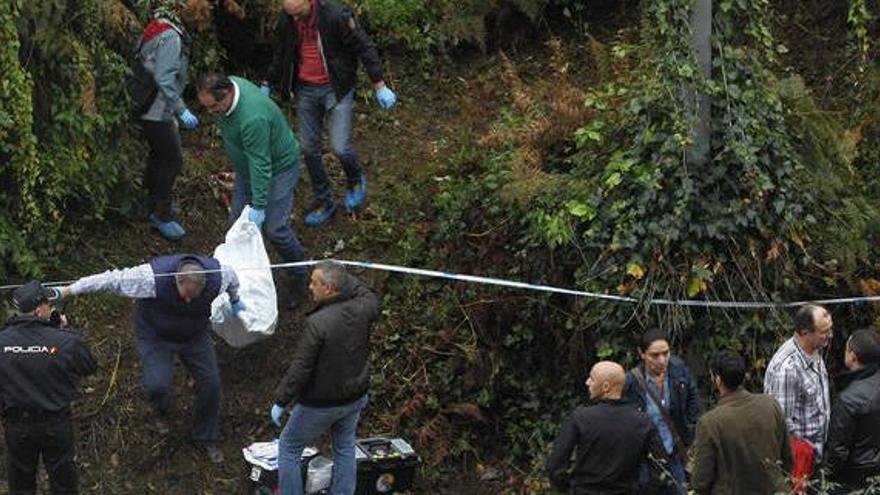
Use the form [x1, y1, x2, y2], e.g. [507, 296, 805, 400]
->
[764, 304, 833, 457]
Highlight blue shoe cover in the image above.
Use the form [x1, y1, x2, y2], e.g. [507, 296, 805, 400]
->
[149, 213, 186, 241]
[304, 202, 337, 228]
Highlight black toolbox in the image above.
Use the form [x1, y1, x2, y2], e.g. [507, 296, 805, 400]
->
[355, 437, 420, 494]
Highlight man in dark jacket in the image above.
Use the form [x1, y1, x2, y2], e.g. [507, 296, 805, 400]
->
[824, 328, 880, 492]
[263, 0, 398, 227]
[0, 281, 98, 494]
[270, 260, 381, 495]
[623, 329, 700, 495]
[690, 351, 792, 494]
[546, 361, 670, 494]
[62, 254, 243, 463]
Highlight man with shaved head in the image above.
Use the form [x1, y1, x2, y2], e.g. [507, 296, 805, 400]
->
[546, 361, 670, 494]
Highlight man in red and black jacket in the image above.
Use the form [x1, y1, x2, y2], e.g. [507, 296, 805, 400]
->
[263, 0, 398, 228]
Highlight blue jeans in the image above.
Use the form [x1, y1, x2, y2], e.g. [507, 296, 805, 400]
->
[278, 395, 368, 495]
[230, 163, 306, 279]
[296, 84, 362, 206]
[135, 330, 221, 444]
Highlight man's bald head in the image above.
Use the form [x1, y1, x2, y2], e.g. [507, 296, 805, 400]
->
[586, 361, 626, 400]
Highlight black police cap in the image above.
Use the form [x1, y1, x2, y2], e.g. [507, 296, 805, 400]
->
[12, 280, 52, 313]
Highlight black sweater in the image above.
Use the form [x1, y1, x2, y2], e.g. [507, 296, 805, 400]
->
[546, 398, 669, 495]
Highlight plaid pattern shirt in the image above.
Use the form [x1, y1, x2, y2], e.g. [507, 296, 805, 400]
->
[763, 337, 830, 455]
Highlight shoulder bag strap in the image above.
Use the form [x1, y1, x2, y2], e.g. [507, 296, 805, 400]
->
[633, 368, 689, 465]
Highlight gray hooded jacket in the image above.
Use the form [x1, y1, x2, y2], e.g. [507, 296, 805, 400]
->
[138, 19, 188, 122]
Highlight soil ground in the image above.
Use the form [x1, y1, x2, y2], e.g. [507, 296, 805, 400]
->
[0, 3, 847, 491]
[0, 48, 559, 494]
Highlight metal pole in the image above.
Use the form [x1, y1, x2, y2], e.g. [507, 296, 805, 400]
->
[688, 0, 712, 167]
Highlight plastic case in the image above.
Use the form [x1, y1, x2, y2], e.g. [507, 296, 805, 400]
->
[247, 447, 322, 495]
[355, 437, 420, 494]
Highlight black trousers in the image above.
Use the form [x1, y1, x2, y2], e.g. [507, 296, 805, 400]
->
[141, 119, 183, 221]
[3, 410, 77, 494]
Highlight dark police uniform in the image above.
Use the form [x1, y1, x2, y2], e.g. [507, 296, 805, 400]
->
[0, 313, 97, 494]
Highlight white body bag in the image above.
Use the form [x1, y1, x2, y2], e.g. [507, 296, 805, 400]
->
[210, 206, 278, 347]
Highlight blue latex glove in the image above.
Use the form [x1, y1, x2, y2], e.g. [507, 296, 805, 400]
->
[270, 404, 285, 427]
[249, 208, 266, 228]
[179, 109, 199, 129]
[259, 84, 271, 97]
[231, 299, 246, 316]
[375, 85, 397, 109]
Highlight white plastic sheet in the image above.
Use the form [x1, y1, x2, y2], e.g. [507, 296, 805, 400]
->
[211, 206, 278, 347]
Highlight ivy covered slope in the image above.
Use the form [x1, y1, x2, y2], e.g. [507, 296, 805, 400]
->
[415, 0, 880, 488]
[0, 0, 143, 280]
[4, 0, 880, 492]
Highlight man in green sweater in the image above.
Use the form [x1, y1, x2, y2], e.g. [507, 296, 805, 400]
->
[196, 73, 307, 308]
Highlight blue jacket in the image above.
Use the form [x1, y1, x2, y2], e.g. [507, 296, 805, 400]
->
[134, 254, 221, 342]
[624, 356, 701, 448]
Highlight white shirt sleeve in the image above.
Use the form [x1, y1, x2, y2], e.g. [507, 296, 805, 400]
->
[68, 264, 156, 299]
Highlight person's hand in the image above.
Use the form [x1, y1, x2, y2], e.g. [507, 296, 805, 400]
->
[270, 403, 285, 427]
[179, 108, 199, 129]
[231, 299, 246, 317]
[375, 85, 397, 109]
[60, 286, 73, 298]
[248, 208, 266, 228]
[260, 84, 271, 97]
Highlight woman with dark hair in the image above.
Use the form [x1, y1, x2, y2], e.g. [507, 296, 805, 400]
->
[135, 1, 199, 241]
[624, 329, 700, 495]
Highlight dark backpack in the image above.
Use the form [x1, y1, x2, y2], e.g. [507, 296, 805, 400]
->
[128, 23, 188, 117]
[129, 52, 157, 117]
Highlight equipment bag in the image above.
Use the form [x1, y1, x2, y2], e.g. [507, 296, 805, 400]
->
[129, 52, 158, 117]
[129, 21, 188, 117]
[211, 206, 278, 347]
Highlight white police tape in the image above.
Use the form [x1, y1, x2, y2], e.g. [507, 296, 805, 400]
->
[2, 259, 876, 310]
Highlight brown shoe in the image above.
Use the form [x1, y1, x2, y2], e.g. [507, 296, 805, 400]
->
[199, 444, 224, 464]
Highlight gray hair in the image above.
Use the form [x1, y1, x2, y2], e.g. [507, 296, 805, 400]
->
[175, 262, 207, 291]
[313, 260, 347, 292]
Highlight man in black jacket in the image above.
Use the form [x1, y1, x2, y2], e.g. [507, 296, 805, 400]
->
[270, 260, 380, 495]
[0, 281, 98, 494]
[824, 328, 880, 492]
[546, 361, 670, 495]
[263, 0, 397, 228]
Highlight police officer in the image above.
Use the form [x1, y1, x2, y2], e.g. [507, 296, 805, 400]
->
[0, 280, 98, 494]
[61, 253, 243, 464]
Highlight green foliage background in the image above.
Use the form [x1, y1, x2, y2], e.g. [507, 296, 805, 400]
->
[4, 0, 880, 491]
